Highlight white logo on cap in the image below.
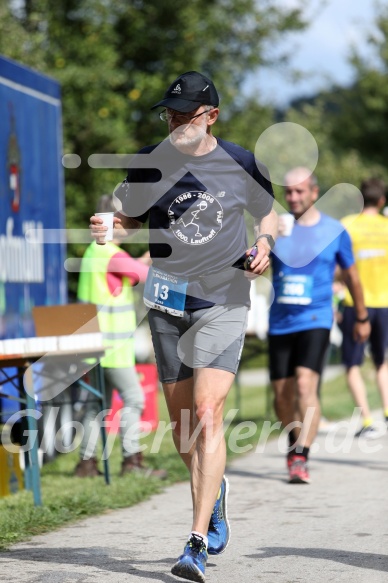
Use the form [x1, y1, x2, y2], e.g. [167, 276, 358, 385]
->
[172, 83, 181, 94]
[203, 85, 209, 91]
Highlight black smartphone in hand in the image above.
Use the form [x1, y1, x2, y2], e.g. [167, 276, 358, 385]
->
[244, 245, 258, 270]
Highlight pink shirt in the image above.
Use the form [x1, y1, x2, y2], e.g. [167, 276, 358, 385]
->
[106, 251, 149, 296]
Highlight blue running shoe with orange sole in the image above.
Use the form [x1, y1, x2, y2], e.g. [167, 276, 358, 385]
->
[207, 475, 230, 555]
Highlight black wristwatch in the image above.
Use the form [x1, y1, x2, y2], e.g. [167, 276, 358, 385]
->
[255, 234, 276, 250]
[355, 314, 369, 323]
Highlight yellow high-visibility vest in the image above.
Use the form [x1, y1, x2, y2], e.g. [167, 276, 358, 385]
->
[77, 242, 136, 367]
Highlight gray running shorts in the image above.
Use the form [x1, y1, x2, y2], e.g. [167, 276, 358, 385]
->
[148, 304, 249, 383]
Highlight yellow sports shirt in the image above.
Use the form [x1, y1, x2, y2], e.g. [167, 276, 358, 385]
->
[341, 213, 388, 307]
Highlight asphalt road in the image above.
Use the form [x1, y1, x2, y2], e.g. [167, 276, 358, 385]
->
[0, 412, 387, 583]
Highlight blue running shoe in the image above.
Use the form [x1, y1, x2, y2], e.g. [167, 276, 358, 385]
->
[171, 534, 207, 583]
[207, 475, 230, 555]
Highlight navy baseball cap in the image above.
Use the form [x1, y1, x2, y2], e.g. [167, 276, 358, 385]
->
[151, 71, 219, 112]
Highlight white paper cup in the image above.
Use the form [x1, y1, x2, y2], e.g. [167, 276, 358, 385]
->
[280, 213, 295, 237]
[95, 212, 114, 241]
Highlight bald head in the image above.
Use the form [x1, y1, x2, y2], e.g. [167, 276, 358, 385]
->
[284, 167, 318, 189]
[284, 167, 320, 220]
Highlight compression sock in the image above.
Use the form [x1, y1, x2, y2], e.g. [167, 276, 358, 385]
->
[288, 429, 297, 456]
[294, 445, 310, 460]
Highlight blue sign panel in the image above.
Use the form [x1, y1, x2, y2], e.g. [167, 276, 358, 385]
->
[0, 56, 67, 420]
[0, 55, 67, 339]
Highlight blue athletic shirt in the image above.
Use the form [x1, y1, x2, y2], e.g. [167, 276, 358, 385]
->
[269, 213, 354, 334]
[116, 137, 274, 309]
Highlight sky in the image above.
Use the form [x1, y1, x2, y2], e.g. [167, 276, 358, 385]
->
[246, 0, 383, 107]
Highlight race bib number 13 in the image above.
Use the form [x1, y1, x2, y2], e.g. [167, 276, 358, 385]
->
[144, 267, 188, 317]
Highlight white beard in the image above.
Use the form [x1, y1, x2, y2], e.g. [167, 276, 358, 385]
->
[169, 121, 209, 154]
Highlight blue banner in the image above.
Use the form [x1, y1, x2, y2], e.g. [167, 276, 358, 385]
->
[0, 55, 67, 339]
[0, 56, 67, 421]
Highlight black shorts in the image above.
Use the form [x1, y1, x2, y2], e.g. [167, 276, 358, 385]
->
[268, 328, 331, 381]
[341, 306, 388, 367]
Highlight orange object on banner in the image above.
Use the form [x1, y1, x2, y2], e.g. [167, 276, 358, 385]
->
[105, 363, 159, 433]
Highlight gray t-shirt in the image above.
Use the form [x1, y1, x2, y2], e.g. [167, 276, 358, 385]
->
[116, 137, 274, 309]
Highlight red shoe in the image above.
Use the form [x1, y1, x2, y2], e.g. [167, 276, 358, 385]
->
[288, 454, 311, 484]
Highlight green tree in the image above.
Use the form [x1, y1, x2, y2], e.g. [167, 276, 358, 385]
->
[283, 5, 388, 196]
[112, 0, 306, 140]
[328, 8, 388, 168]
[0, 0, 307, 292]
[283, 101, 386, 200]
